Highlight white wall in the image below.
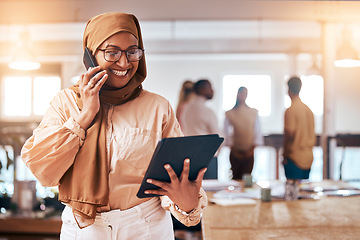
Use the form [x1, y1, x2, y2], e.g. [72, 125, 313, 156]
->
[141, 53, 360, 135]
[334, 68, 360, 133]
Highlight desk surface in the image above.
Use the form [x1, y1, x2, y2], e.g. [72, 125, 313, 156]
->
[0, 217, 61, 234]
[202, 181, 360, 240]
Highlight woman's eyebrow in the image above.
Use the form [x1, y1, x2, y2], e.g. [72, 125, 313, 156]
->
[104, 44, 138, 49]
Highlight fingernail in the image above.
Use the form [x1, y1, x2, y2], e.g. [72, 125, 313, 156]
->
[164, 164, 170, 169]
[185, 159, 190, 163]
[144, 191, 149, 194]
[147, 179, 152, 183]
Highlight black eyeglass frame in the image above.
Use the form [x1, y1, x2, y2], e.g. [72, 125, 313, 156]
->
[97, 47, 145, 62]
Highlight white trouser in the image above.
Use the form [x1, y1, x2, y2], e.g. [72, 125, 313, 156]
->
[60, 197, 174, 240]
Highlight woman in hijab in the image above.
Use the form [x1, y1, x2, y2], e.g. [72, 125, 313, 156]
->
[21, 12, 207, 240]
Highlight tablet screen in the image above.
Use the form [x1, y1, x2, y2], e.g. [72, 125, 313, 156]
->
[137, 134, 223, 198]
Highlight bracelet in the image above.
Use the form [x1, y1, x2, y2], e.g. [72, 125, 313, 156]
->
[174, 204, 196, 216]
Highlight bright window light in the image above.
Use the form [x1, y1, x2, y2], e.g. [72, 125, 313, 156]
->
[284, 75, 323, 116]
[223, 75, 271, 116]
[3, 76, 32, 116]
[33, 76, 61, 116]
[2, 75, 61, 118]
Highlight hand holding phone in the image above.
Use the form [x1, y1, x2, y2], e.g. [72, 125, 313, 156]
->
[74, 48, 107, 130]
[81, 47, 107, 91]
[82, 47, 106, 86]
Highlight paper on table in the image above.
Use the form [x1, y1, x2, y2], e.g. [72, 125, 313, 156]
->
[213, 188, 261, 199]
[322, 189, 360, 197]
[210, 198, 257, 206]
[202, 179, 241, 191]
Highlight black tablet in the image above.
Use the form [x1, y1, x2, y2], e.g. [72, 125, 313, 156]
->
[136, 134, 224, 198]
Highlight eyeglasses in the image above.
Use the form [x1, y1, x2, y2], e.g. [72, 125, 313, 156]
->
[98, 47, 144, 62]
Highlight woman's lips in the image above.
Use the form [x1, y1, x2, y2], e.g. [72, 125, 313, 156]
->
[111, 69, 128, 76]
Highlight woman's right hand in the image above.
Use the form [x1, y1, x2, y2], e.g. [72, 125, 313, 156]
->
[74, 66, 108, 130]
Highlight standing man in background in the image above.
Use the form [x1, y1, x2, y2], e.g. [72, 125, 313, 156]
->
[283, 76, 316, 179]
[181, 79, 220, 179]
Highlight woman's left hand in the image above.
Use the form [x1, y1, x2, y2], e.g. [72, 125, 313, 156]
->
[145, 158, 207, 213]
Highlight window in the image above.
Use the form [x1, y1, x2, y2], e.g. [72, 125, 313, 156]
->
[1, 74, 61, 199]
[223, 75, 271, 116]
[284, 75, 324, 116]
[33, 77, 61, 116]
[3, 76, 32, 117]
[1, 75, 61, 119]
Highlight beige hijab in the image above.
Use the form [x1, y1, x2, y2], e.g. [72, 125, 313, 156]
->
[58, 12, 146, 228]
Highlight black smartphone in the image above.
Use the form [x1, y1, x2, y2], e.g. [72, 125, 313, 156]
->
[83, 47, 98, 70]
[83, 47, 103, 81]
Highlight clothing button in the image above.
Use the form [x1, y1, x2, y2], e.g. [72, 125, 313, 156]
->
[108, 225, 113, 230]
[102, 217, 109, 223]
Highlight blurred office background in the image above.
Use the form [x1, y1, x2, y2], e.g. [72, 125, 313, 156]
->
[1, 0, 360, 213]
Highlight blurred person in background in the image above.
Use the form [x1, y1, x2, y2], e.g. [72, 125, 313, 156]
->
[283, 76, 315, 180]
[181, 79, 220, 179]
[224, 87, 263, 180]
[176, 80, 194, 129]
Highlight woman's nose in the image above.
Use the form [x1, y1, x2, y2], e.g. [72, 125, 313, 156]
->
[116, 52, 129, 67]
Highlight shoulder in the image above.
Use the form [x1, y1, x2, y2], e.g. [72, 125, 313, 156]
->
[140, 89, 168, 100]
[284, 105, 293, 117]
[39, 88, 79, 123]
[249, 107, 258, 114]
[135, 90, 172, 111]
[301, 101, 313, 112]
[139, 90, 170, 105]
[226, 108, 234, 114]
[294, 100, 313, 114]
[225, 109, 234, 117]
[50, 88, 77, 107]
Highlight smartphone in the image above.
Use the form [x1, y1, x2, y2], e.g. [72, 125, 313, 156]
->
[83, 47, 98, 70]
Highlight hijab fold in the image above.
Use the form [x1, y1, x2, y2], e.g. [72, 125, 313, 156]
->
[58, 12, 146, 229]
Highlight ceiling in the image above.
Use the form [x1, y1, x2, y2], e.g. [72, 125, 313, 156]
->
[1, 0, 360, 23]
[1, 1, 360, 63]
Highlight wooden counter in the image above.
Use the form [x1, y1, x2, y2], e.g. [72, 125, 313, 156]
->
[0, 216, 61, 240]
[202, 191, 360, 240]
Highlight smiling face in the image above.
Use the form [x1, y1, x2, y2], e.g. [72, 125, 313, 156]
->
[94, 32, 140, 89]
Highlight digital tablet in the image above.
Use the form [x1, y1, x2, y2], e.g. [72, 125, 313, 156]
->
[136, 134, 224, 198]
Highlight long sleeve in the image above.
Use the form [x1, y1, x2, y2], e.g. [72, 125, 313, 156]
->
[160, 188, 207, 226]
[21, 90, 85, 187]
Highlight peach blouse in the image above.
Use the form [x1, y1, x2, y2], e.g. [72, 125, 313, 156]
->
[21, 88, 207, 226]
